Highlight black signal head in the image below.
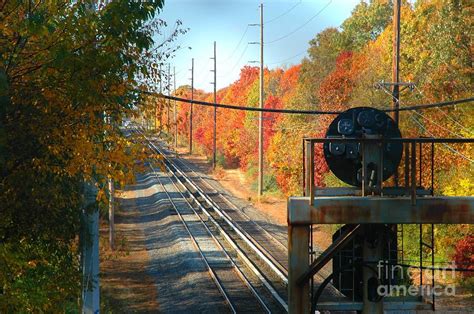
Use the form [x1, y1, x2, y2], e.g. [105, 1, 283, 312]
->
[323, 107, 403, 187]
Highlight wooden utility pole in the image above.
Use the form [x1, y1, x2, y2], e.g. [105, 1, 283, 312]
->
[258, 3, 264, 196]
[167, 63, 171, 132]
[392, 0, 401, 126]
[174, 66, 177, 149]
[159, 63, 163, 130]
[190, 58, 194, 154]
[108, 177, 114, 250]
[211, 41, 217, 169]
[392, 0, 401, 186]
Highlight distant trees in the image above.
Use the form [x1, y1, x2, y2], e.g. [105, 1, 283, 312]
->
[173, 0, 473, 277]
[176, 0, 472, 197]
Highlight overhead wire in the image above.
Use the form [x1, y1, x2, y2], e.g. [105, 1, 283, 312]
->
[265, 1, 302, 24]
[223, 25, 250, 62]
[376, 85, 472, 137]
[374, 77, 472, 161]
[266, 0, 332, 44]
[194, 58, 212, 81]
[267, 50, 306, 65]
[412, 110, 463, 138]
[149, 93, 474, 115]
[410, 115, 473, 163]
[413, 85, 472, 134]
[262, 123, 314, 132]
[219, 44, 250, 78]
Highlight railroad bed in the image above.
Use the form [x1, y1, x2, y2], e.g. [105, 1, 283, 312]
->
[133, 127, 351, 312]
[131, 128, 287, 313]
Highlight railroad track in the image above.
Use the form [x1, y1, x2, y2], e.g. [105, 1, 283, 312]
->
[132, 126, 362, 312]
[133, 128, 288, 312]
[148, 162, 270, 313]
[160, 145, 289, 277]
[153, 140, 335, 280]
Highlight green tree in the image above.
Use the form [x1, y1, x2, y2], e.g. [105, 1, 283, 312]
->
[339, 0, 393, 51]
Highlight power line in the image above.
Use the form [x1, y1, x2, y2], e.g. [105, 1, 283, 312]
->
[219, 44, 249, 78]
[265, 1, 301, 24]
[195, 58, 212, 81]
[412, 110, 463, 138]
[266, 0, 332, 44]
[376, 86, 473, 111]
[267, 50, 306, 65]
[223, 25, 249, 62]
[151, 93, 473, 115]
[413, 85, 472, 134]
[410, 115, 473, 163]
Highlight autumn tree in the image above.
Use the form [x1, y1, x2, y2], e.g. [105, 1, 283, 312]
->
[0, 1, 179, 310]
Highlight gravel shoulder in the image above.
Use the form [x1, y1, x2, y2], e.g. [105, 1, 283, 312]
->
[101, 170, 228, 313]
[100, 183, 160, 313]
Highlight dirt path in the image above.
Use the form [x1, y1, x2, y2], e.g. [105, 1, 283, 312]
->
[100, 189, 159, 313]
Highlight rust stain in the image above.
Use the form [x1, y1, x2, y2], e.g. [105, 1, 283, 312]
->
[310, 198, 473, 224]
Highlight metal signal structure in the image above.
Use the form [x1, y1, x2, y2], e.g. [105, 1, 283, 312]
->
[287, 106, 474, 314]
[323, 107, 402, 189]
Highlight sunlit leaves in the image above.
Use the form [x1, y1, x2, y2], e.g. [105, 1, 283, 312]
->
[0, 0, 181, 310]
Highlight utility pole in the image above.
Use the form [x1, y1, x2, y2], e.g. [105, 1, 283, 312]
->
[375, 0, 412, 187]
[174, 66, 177, 150]
[82, 182, 99, 314]
[250, 4, 265, 196]
[392, 0, 401, 126]
[108, 177, 114, 251]
[211, 41, 217, 169]
[189, 58, 194, 154]
[159, 63, 163, 130]
[82, 3, 99, 313]
[392, 0, 401, 187]
[258, 3, 264, 196]
[154, 95, 157, 131]
[167, 63, 171, 132]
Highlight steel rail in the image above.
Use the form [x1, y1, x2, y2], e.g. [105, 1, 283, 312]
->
[137, 128, 289, 311]
[158, 144, 289, 274]
[148, 139, 289, 284]
[149, 164, 271, 313]
[168, 152, 288, 250]
[146, 163, 238, 313]
[168, 149, 330, 281]
[163, 160, 288, 312]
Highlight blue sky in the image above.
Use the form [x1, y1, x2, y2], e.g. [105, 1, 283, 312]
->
[156, 0, 360, 92]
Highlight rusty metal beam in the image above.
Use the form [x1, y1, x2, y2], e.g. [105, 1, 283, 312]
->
[288, 196, 474, 225]
[312, 187, 433, 197]
[297, 224, 361, 285]
[304, 140, 314, 205]
[288, 224, 310, 314]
